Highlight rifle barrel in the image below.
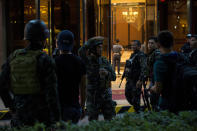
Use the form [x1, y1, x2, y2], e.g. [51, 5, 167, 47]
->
[119, 79, 123, 88]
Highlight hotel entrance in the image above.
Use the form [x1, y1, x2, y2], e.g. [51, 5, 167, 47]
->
[110, 0, 158, 73]
[4, 0, 157, 59]
[87, 0, 158, 63]
[4, 0, 80, 56]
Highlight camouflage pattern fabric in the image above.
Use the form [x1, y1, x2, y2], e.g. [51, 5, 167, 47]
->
[147, 49, 160, 83]
[125, 50, 147, 112]
[85, 55, 116, 121]
[125, 79, 141, 112]
[0, 46, 60, 127]
[127, 50, 148, 82]
[78, 46, 88, 62]
[147, 49, 160, 111]
[112, 54, 121, 74]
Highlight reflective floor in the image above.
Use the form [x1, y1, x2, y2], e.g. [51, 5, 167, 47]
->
[111, 50, 132, 106]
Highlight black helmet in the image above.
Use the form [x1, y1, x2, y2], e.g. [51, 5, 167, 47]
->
[85, 36, 104, 49]
[24, 19, 49, 41]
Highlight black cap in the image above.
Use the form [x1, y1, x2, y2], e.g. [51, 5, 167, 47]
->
[57, 30, 74, 51]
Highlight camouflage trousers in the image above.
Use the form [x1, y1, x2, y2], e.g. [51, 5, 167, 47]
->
[11, 107, 52, 127]
[112, 54, 121, 74]
[86, 88, 116, 121]
[11, 96, 54, 127]
[125, 79, 141, 112]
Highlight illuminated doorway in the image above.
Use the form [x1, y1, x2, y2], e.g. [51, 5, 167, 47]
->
[111, 0, 158, 63]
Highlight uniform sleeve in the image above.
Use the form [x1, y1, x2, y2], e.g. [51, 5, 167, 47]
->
[38, 54, 60, 122]
[102, 57, 116, 81]
[0, 52, 16, 89]
[0, 60, 14, 108]
[147, 54, 152, 78]
[139, 54, 148, 81]
[121, 45, 123, 50]
[0, 61, 10, 90]
[78, 46, 88, 63]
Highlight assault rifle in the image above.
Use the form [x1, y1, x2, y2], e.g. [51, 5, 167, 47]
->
[119, 53, 138, 88]
[141, 81, 151, 111]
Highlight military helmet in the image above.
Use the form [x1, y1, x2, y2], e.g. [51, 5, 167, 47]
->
[85, 36, 104, 49]
[24, 19, 49, 41]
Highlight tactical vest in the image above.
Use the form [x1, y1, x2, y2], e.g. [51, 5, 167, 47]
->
[127, 53, 141, 80]
[86, 56, 111, 90]
[10, 49, 43, 95]
[98, 57, 111, 89]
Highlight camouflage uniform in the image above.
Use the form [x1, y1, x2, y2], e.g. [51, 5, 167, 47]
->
[80, 37, 116, 121]
[112, 44, 123, 74]
[147, 49, 160, 111]
[124, 50, 147, 112]
[0, 20, 60, 127]
[0, 45, 60, 127]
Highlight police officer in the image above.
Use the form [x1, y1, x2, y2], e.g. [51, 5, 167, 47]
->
[124, 40, 147, 113]
[79, 36, 116, 121]
[0, 19, 60, 127]
[112, 39, 123, 75]
[147, 37, 160, 111]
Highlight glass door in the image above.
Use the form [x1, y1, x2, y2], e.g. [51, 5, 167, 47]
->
[111, 0, 158, 68]
[111, 0, 146, 63]
[5, 0, 36, 55]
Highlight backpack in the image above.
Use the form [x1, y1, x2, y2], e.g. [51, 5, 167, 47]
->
[9, 49, 43, 95]
[162, 53, 197, 112]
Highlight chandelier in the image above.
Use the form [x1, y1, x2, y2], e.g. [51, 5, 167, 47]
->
[122, 8, 138, 23]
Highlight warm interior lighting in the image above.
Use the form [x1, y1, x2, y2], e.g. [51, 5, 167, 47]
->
[181, 24, 186, 28]
[111, 0, 145, 4]
[122, 11, 128, 16]
[122, 8, 138, 23]
[41, 10, 47, 14]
